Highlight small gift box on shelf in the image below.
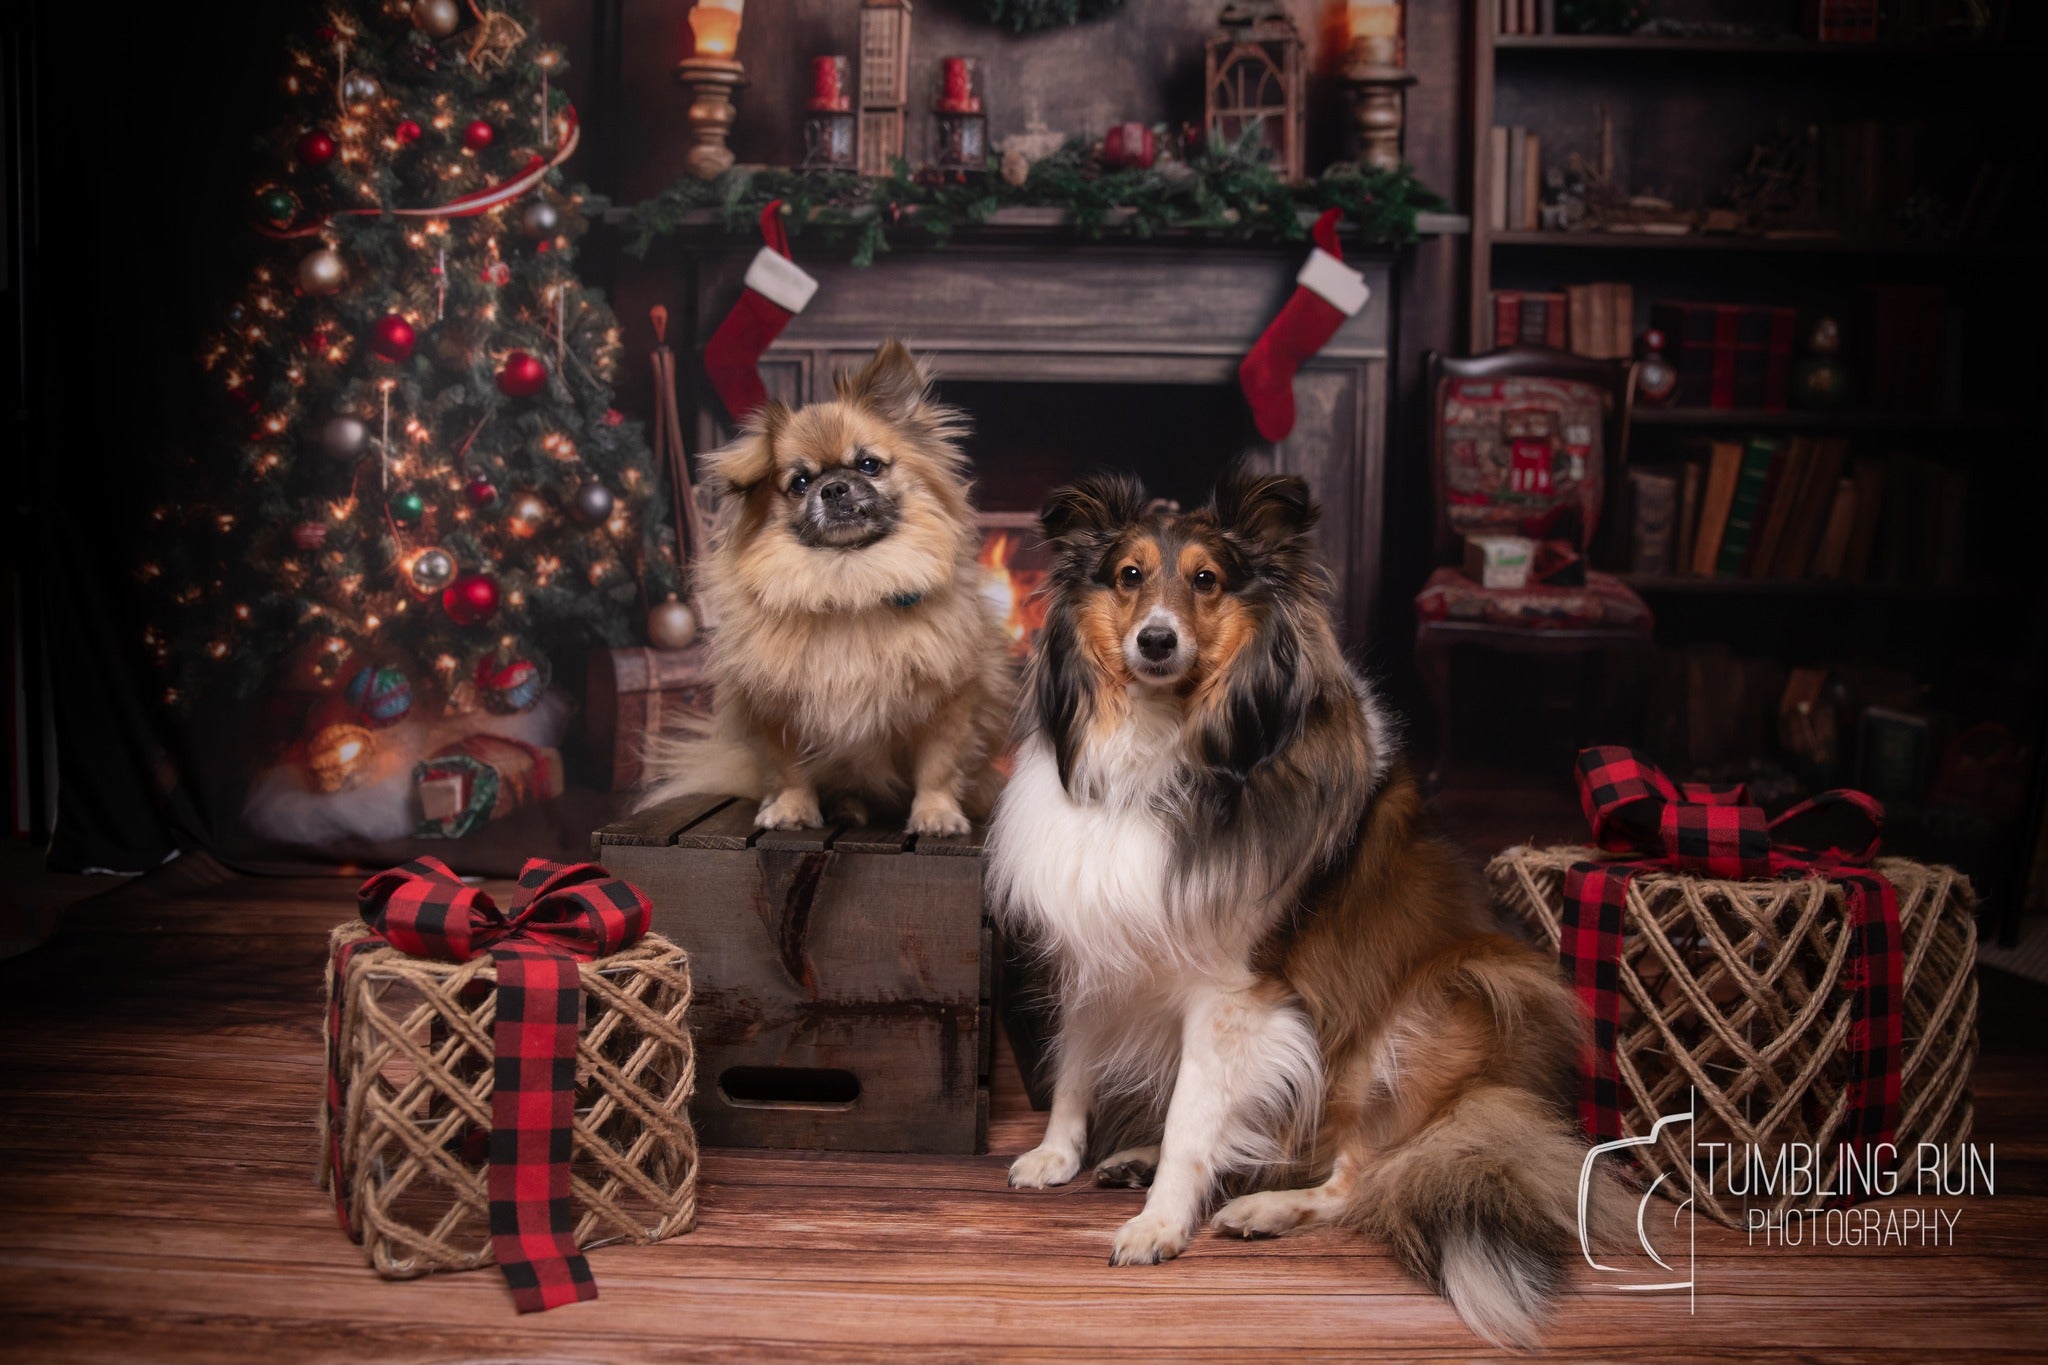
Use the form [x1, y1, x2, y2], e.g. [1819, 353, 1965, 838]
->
[585, 643, 715, 791]
[321, 858, 697, 1311]
[1487, 747, 1978, 1229]
[594, 796, 996, 1154]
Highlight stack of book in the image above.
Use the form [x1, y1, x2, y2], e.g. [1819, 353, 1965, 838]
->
[1488, 290, 1564, 349]
[1625, 437, 1969, 587]
[1488, 283, 1635, 355]
[1486, 126, 1543, 232]
[1804, 0, 1880, 41]
[1495, 0, 1557, 36]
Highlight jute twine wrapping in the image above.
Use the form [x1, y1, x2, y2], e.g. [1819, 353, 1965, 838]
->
[1488, 849, 1977, 1227]
[320, 923, 699, 1278]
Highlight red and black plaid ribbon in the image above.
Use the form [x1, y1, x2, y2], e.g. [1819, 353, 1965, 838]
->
[1561, 746, 1902, 1201]
[324, 856, 652, 1312]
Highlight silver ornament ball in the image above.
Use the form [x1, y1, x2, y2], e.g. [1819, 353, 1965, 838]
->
[321, 415, 368, 458]
[408, 547, 457, 595]
[341, 70, 380, 105]
[571, 479, 615, 525]
[298, 247, 347, 296]
[521, 201, 561, 239]
[413, 0, 462, 39]
[647, 596, 699, 651]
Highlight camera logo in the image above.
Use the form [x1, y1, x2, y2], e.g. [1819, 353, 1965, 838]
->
[1577, 1092, 1696, 1311]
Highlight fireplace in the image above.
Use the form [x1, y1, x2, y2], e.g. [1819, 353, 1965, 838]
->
[661, 233, 1394, 645]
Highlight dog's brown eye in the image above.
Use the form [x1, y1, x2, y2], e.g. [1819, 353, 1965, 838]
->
[1118, 565, 1142, 589]
[1193, 569, 1218, 592]
[788, 473, 811, 496]
[856, 454, 883, 476]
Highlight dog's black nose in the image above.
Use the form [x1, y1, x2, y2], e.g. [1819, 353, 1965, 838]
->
[1137, 626, 1178, 662]
[818, 478, 851, 503]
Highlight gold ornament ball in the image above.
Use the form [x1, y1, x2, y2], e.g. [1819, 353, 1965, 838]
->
[647, 595, 698, 650]
[506, 490, 549, 537]
[307, 723, 376, 794]
[413, 0, 463, 39]
[298, 248, 348, 296]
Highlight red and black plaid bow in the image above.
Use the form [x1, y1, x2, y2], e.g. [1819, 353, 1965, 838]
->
[324, 857, 652, 1312]
[1561, 747, 1902, 1201]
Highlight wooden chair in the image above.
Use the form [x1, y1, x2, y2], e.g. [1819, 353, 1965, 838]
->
[1413, 347, 1654, 789]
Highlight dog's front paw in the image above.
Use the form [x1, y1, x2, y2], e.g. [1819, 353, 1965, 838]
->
[906, 792, 971, 837]
[1094, 1146, 1160, 1189]
[1211, 1190, 1310, 1239]
[1110, 1210, 1191, 1266]
[1007, 1143, 1082, 1190]
[756, 790, 823, 830]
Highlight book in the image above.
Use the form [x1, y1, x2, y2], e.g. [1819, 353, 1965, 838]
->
[1626, 468, 1680, 576]
[1567, 285, 1593, 357]
[1519, 294, 1548, 346]
[1874, 450, 1914, 584]
[1714, 436, 1778, 578]
[1741, 438, 1794, 577]
[1587, 284, 1612, 359]
[1675, 460, 1704, 578]
[1607, 282, 1634, 361]
[1521, 131, 1543, 232]
[1841, 458, 1887, 583]
[1540, 0, 1556, 33]
[1933, 465, 1969, 587]
[1771, 436, 1850, 580]
[1691, 440, 1746, 577]
[1507, 127, 1526, 229]
[1809, 478, 1859, 580]
[1493, 290, 1521, 350]
[1488, 127, 1509, 233]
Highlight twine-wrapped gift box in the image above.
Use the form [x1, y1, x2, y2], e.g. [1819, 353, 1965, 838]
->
[320, 923, 700, 1280]
[1489, 848, 1977, 1227]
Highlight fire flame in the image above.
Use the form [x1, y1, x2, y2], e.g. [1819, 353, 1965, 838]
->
[978, 532, 1048, 656]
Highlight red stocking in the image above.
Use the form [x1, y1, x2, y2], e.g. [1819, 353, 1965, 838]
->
[1237, 208, 1371, 442]
[703, 200, 818, 423]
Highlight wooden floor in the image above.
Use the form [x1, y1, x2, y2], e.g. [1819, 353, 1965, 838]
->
[2, 855, 2045, 1364]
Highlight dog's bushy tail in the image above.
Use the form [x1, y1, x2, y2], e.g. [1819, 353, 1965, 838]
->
[633, 711, 765, 812]
[1347, 1084, 1628, 1349]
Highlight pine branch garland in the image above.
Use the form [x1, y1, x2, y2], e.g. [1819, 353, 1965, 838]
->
[621, 135, 1447, 268]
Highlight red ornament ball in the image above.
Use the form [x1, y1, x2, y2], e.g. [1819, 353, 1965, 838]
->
[369, 313, 416, 362]
[462, 119, 494, 151]
[463, 476, 500, 509]
[495, 350, 547, 398]
[441, 573, 501, 626]
[1102, 121, 1155, 170]
[394, 119, 423, 146]
[297, 130, 337, 167]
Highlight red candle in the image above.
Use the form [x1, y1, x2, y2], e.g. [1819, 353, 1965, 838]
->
[809, 55, 850, 112]
[937, 56, 980, 114]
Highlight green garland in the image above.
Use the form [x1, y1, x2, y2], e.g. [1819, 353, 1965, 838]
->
[983, 0, 1127, 32]
[622, 135, 1446, 268]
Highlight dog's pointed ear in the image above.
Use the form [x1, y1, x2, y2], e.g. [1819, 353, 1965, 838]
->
[837, 339, 932, 424]
[1040, 471, 1149, 548]
[703, 401, 788, 494]
[1211, 468, 1319, 549]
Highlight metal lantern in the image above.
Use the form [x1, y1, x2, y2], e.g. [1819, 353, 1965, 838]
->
[803, 54, 857, 169]
[932, 56, 986, 176]
[1204, 3, 1305, 182]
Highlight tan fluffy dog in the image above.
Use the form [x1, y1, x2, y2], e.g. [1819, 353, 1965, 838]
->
[639, 341, 1012, 835]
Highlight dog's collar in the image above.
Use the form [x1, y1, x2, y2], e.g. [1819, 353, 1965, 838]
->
[888, 591, 923, 609]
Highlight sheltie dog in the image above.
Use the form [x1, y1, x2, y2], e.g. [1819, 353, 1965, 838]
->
[639, 341, 1013, 834]
[987, 468, 1622, 1347]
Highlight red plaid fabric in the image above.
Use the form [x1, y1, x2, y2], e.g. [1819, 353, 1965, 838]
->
[325, 856, 652, 1312]
[1561, 747, 1902, 1203]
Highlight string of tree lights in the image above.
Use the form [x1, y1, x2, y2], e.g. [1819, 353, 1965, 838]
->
[153, 0, 680, 791]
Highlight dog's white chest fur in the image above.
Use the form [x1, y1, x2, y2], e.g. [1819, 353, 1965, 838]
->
[988, 694, 1208, 994]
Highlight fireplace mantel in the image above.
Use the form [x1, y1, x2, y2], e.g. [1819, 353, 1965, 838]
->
[657, 237, 1395, 646]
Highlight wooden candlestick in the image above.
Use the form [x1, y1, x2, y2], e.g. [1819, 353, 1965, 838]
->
[674, 56, 747, 181]
[1341, 38, 1415, 173]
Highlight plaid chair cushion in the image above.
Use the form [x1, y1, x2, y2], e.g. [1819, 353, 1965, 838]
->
[1440, 374, 1608, 550]
[1414, 566, 1653, 633]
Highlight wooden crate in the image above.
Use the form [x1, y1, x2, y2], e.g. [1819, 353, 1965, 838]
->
[585, 644, 714, 792]
[593, 796, 993, 1153]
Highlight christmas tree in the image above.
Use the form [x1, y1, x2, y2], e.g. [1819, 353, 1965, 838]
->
[155, 0, 679, 798]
